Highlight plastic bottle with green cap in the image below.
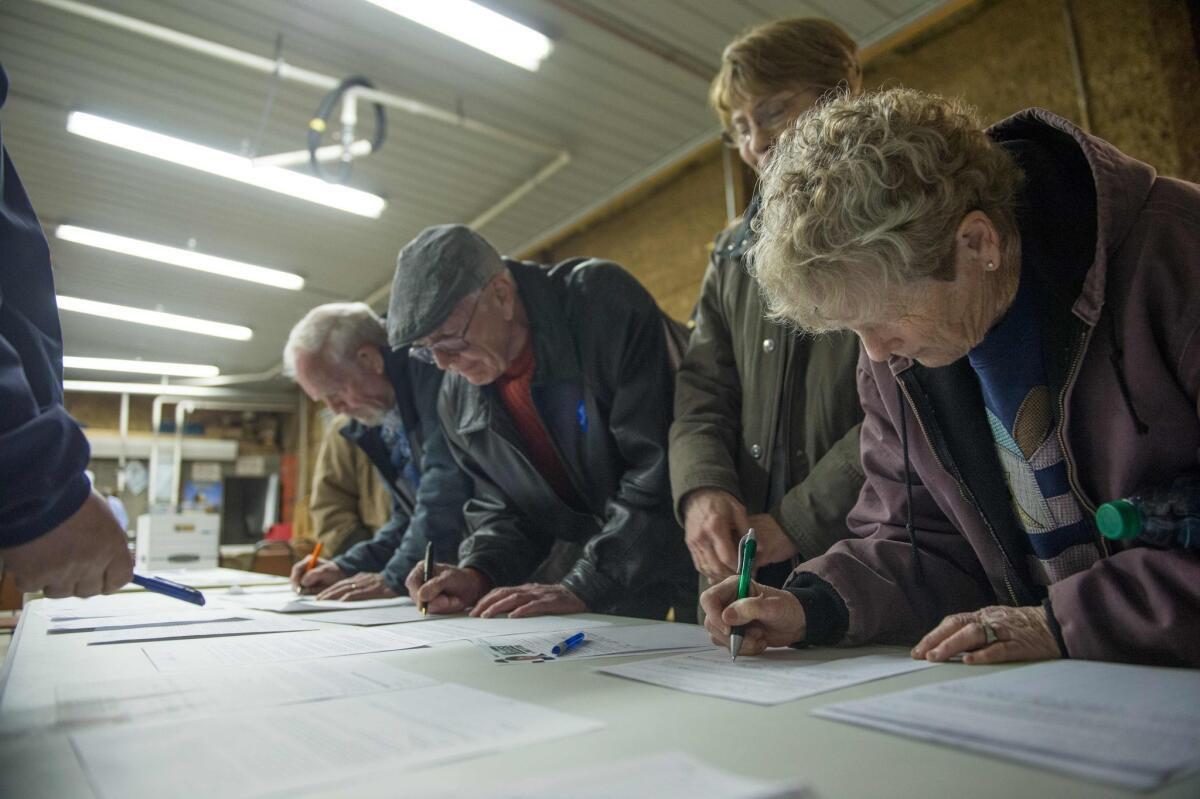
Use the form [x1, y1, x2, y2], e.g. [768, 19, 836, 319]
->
[1095, 472, 1200, 550]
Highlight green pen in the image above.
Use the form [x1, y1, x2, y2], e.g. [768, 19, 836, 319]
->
[729, 527, 757, 660]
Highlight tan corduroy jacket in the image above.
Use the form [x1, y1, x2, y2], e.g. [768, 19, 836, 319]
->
[307, 415, 391, 556]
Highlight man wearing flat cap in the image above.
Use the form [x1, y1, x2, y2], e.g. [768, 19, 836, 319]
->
[396, 224, 695, 621]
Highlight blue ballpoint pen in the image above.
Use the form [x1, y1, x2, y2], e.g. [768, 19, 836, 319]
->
[551, 632, 586, 656]
[132, 574, 207, 606]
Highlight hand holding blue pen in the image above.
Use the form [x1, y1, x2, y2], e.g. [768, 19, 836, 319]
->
[551, 631, 586, 656]
[131, 574, 207, 606]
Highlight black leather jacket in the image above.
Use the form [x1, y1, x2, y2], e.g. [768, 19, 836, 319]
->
[439, 258, 693, 618]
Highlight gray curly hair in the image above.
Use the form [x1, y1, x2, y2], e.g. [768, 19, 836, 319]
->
[282, 302, 386, 378]
[749, 88, 1024, 333]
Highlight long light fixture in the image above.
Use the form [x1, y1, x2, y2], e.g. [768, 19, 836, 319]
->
[56, 295, 253, 341]
[56, 225, 305, 291]
[66, 112, 386, 219]
[63, 380, 250, 397]
[63, 356, 219, 378]
[363, 0, 552, 71]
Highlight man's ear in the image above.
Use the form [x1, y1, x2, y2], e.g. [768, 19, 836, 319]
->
[492, 271, 517, 322]
[356, 345, 384, 375]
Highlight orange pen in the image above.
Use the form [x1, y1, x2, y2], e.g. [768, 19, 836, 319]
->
[299, 541, 323, 592]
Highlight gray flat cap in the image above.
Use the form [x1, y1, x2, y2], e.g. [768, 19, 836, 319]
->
[387, 224, 504, 347]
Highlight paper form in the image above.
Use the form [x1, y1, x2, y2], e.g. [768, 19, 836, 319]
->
[292, 604, 437, 625]
[598, 649, 935, 705]
[218, 587, 418, 614]
[86, 616, 320, 645]
[51, 657, 435, 730]
[140, 567, 290, 588]
[142, 627, 428, 672]
[303, 751, 812, 799]
[473, 623, 715, 663]
[70, 683, 604, 799]
[379, 615, 613, 647]
[813, 660, 1200, 790]
[31, 593, 199, 618]
[48, 610, 246, 634]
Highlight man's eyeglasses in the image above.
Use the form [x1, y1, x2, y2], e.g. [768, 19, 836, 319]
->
[409, 288, 484, 364]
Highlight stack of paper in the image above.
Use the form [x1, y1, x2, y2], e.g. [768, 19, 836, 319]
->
[71, 683, 604, 799]
[813, 660, 1200, 790]
[599, 649, 935, 705]
[474, 623, 715, 663]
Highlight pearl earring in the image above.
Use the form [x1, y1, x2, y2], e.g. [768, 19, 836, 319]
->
[985, 260, 996, 271]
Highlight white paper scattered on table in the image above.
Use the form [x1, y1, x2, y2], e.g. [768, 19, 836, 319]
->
[71, 683, 603, 799]
[598, 649, 935, 705]
[381, 615, 613, 647]
[48, 610, 246, 634]
[136, 567, 289, 589]
[814, 660, 1200, 790]
[219, 587, 418, 614]
[87, 616, 320, 645]
[52, 657, 435, 730]
[310, 750, 812, 799]
[142, 627, 427, 672]
[32, 593, 197, 619]
[474, 623, 715, 663]
[295, 604, 439, 626]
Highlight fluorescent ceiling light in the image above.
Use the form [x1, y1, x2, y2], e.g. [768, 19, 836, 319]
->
[63, 380, 248, 397]
[364, 0, 552, 71]
[66, 112, 386, 219]
[63, 356, 220, 378]
[56, 225, 305, 291]
[57, 295, 253, 341]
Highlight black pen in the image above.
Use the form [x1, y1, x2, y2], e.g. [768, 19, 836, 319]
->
[420, 541, 433, 615]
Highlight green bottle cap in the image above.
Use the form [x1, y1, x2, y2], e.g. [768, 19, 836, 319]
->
[1096, 500, 1142, 540]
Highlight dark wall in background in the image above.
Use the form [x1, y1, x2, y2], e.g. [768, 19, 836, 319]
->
[530, 0, 1199, 320]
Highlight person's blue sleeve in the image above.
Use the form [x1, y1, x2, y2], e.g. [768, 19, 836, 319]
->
[0, 117, 92, 547]
[332, 496, 410, 579]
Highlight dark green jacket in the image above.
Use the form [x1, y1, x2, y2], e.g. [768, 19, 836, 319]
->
[439, 258, 694, 619]
[670, 206, 865, 560]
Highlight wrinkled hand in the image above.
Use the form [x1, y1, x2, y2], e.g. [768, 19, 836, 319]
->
[0, 491, 133, 598]
[913, 605, 1061, 665]
[682, 488, 749, 581]
[700, 575, 807, 656]
[470, 583, 587, 619]
[316, 571, 397, 601]
[407, 563, 490, 615]
[290, 558, 345, 595]
[747, 513, 799, 567]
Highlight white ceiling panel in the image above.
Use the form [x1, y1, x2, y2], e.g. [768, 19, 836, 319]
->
[0, 0, 946, 389]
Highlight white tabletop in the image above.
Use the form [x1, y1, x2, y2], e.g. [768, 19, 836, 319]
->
[1, 585, 1196, 799]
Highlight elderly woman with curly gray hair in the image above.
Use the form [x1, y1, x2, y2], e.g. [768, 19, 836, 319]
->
[702, 88, 1200, 667]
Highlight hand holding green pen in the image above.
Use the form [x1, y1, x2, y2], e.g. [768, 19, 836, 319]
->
[729, 527, 757, 660]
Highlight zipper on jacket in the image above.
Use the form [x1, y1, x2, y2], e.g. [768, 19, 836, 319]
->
[897, 376, 1022, 606]
[1056, 326, 1111, 558]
